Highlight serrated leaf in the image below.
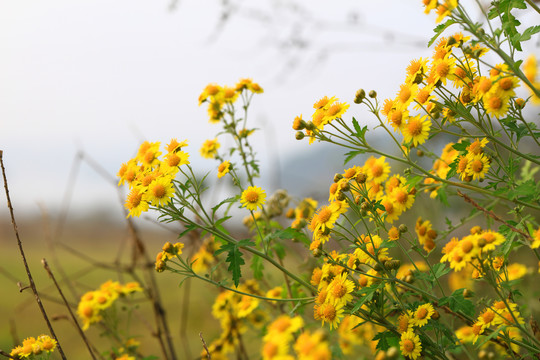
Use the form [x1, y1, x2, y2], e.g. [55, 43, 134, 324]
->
[343, 150, 365, 165]
[250, 255, 264, 280]
[428, 19, 456, 47]
[432, 263, 452, 279]
[373, 331, 400, 351]
[225, 245, 245, 287]
[406, 176, 424, 190]
[439, 289, 475, 318]
[512, 25, 540, 43]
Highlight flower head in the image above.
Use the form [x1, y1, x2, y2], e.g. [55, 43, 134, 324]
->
[240, 186, 266, 211]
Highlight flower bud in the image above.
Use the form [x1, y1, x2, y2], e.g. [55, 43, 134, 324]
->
[416, 150, 424, 157]
[368, 90, 377, 98]
[354, 195, 362, 205]
[334, 173, 343, 183]
[295, 131, 305, 140]
[292, 116, 306, 130]
[339, 182, 350, 192]
[355, 172, 367, 184]
[336, 191, 346, 202]
[431, 310, 440, 320]
[398, 224, 408, 233]
[354, 89, 366, 104]
[305, 121, 316, 131]
[515, 98, 525, 109]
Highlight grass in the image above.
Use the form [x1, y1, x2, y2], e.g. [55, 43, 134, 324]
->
[0, 215, 222, 359]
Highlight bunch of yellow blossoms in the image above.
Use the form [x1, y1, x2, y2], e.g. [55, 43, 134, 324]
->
[198, 78, 263, 124]
[262, 315, 332, 360]
[205, 280, 266, 359]
[77, 280, 142, 330]
[10, 335, 56, 359]
[155, 241, 184, 272]
[117, 139, 189, 217]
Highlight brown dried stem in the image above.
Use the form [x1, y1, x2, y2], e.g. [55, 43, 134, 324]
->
[41, 258, 98, 360]
[457, 190, 533, 242]
[0, 349, 17, 359]
[0, 150, 67, 360]
[199, 332, 211, 360]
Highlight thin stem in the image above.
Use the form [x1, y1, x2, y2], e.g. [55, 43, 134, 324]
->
[0, 151, 67, 360]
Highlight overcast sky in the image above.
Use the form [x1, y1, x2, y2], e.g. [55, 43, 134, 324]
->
[0, 0, 535, 218]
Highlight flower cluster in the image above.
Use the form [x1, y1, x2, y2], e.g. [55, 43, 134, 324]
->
[199, 78, 263, 123]
[117, 139, 189, 217]
[10, 335, 57, 359]
[77, 280, 142, 330]
[155, 241, 185, 272]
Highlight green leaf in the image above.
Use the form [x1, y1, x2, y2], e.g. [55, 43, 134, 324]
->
[439, 289, 475, 318]
[406, 175, 424, 190]
[512, 25, 540, 43]
[432, 263, 452, 279]
[250, 255, 264, 280]
[428, 19, 456, 47]
[215, 242, 247, 287]
[373, 331, 400, 351]
[343, 150, 365, 165]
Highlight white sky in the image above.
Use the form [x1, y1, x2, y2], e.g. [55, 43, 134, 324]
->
[0, 0, 535, 217]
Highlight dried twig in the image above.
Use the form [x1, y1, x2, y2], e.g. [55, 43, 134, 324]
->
[200, 332, 211, 360]
[0, 349, 17, 359]
[0, 150, 67, 360]
[42, 258, 98, 360]
[457, 190, 533, 242]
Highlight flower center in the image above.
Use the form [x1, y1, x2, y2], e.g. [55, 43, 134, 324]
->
[408, 119, 423, 136]
[245, 190, 259, 203]
[403, 339, 415, 352]
[488, 96, 502, 110]
[153, 184, 166, 198]
[471, 160, 483, 173]
[416, 307, 428, 319]
[318, 208, 332, 223]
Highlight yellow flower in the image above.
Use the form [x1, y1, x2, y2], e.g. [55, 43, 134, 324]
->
[402, 115, 431, 147]
[125, 187, 149, 218]
[315, 302, 344, 330]
[200, 138, 221, 159]
[483, 90, 510, 119]
[364, 156, 391, 184]
[531, 227, 540, 249]
[411, 303, 435, 327]
[144, 176, 175, 206]
[399, 330, 422, 359]
[217, 160, 231, 178]
[466, 153, 490, 181]
[326, 272, 355, 305]
[240, 186, 266, 211]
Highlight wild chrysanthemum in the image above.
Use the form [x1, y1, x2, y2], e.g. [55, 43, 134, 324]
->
[145, 176, 175, 206]
[430, 55, 456, 85]
[125, 187, 149, 217]
[399, 330, 422, 359]
[240, 186, 266, 211]
[397, 311, 414, 334]
[396, 83, 418, 107]
[389, 184, 415, 213]
[365, 156, 391, 184]
[327, 272, 355, 305]
[531, 228, 540, 249]
[411, 303, 435, 327]
[466, 153, 490, 181]
[217, 160, 231, 178]
[323, 101, 350, 123]
[483, 91, 510, 119]
[402, 115, 431, 146]
[200, 138, 221, 159]
[315, 302, 344, 330]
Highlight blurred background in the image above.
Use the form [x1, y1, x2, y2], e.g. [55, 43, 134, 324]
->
[0, 0, 538, 357]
